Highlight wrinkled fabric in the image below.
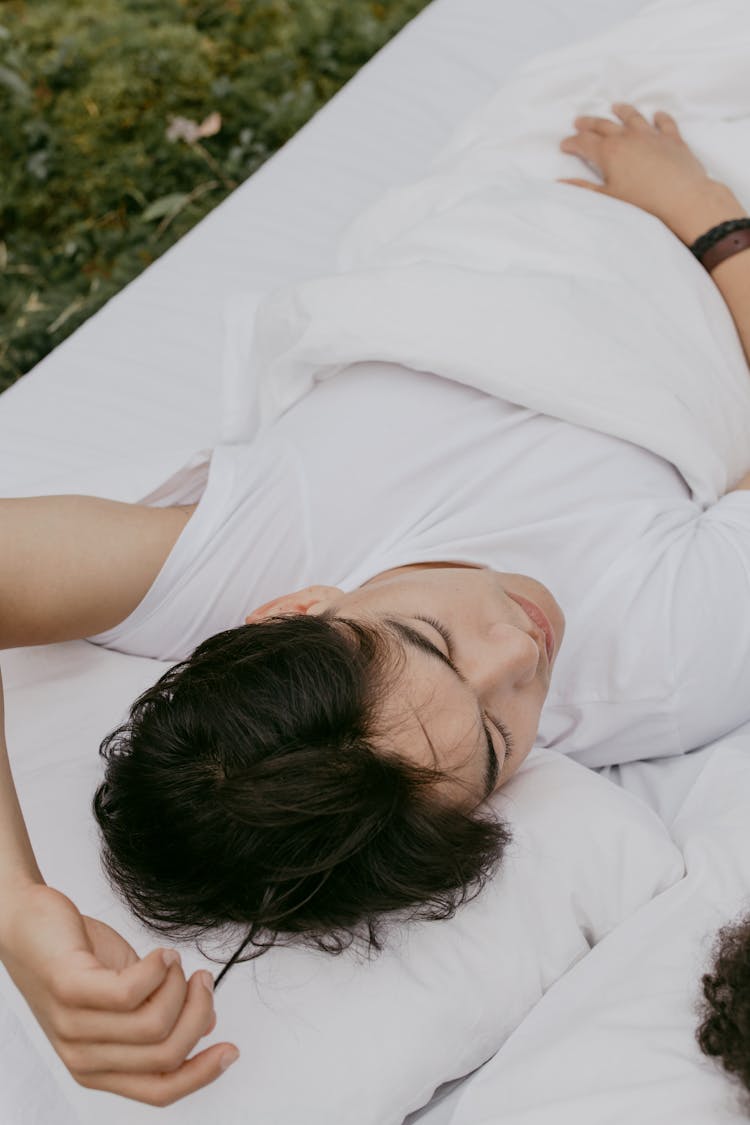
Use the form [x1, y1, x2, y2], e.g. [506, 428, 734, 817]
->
[223, 0, 750, 506]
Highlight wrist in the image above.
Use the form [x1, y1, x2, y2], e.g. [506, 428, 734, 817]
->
[0, 876, 46, 960]
[665, 180, 749, 247]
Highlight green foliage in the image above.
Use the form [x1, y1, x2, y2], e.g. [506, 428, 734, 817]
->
[0, 0, 431, 390]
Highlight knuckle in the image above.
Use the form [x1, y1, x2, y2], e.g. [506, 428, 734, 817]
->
[155, 1090, 178, 1108]
[118, 978, 141, 1010]
[149, 1091, 174, 1108]
[153, 1043, 186, 1073]
[143, 1009, 174, 1042]
[50, 971, 75, 1005]
[61, 1044, 89, 1076]
[72, 1071, 98, 1091]
[49, 1005, 77, 1041]
[141, 1083, 177, 1108]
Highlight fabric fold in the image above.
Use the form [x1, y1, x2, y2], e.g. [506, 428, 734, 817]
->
[222, 0, 750, 506]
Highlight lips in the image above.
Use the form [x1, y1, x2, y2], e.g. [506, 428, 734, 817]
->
[506, 592, 555, 664]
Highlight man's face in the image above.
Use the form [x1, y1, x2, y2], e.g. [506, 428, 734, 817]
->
[247, 563, 565, 809]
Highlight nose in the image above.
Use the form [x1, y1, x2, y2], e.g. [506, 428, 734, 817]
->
[469, 622, 541, 695]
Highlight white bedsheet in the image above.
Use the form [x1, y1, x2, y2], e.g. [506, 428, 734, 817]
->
[3, 0, 749, 1121]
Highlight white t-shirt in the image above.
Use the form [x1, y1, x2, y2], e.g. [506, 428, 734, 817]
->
[87, 362, 750, 770]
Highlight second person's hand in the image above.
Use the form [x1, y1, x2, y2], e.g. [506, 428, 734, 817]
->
[556, 101, 728, 243]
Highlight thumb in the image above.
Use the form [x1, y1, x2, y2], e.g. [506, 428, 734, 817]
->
[81, 914, 140, 972]
[556, 177, 606, 194]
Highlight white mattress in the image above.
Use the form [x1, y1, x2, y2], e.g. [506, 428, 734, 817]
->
[3, 0, 748, 1122]
[0, 0, 652, 504]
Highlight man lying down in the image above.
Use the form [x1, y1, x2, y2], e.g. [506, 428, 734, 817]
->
[2, 104, 750, 1109]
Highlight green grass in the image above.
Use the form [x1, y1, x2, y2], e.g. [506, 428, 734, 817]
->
[0, 0, 432, 391]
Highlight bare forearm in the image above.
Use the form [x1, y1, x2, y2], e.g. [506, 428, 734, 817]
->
[0, 679, 44, 927]
[0, 734, 44, 893]
[667, 181, 750, 369]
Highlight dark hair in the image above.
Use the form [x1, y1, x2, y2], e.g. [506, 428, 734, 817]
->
[92, 613, 511, 969]
[697, 910, 750, 1104]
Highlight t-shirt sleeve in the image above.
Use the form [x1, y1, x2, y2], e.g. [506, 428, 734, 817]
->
[669, 488, 750, 753]
[86, 440, 311, 662]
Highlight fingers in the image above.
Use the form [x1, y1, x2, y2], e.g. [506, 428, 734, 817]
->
[572, 114, 620, 136]
[559, 132, 604, 177]
[567, 103, 680, 139]
[653, 109, 681, 136]
[610, 102, 652, 130]
[75, 1041, 240, 1108]
[58, 970, 219, 1076]
[54, 957, 190, 1045]
[559, 103, 683, 178]
[51, 947, 180, 1013]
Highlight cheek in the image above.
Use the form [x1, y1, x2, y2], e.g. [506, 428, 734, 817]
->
[500, 696, 545, 786]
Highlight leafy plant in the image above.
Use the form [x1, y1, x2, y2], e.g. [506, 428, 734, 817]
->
[0, 0, 431, 390]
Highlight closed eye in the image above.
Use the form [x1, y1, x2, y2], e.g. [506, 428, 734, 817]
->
[378, 611, 516, 801]
[412, 614, 515, 764]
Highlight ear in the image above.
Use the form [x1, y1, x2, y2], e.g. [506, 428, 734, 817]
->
[244, 585, 342, 625]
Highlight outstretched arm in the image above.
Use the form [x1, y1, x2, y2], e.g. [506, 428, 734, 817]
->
[0, 666, 238, 1105]
[0, 498, 242, 1102]
[0, 495, 195, 649]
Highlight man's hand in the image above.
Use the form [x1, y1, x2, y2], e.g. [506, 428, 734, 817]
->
[0, 883, 239, 1107]
[557, 102, 740, 245]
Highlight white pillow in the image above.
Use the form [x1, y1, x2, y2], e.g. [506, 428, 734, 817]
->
[0, 645, 685, 1125]
[421, 734, 750, 1125]
[0, 634, 688, 1125]
[203, 750, 685, 1125]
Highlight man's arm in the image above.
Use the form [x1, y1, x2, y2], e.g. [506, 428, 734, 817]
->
[0, 667, 44, 891]
[0, 496, 195, 649]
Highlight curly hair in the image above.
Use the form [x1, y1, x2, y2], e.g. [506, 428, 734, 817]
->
[92, 612, 511, 969]
[696, 910, 750, 1103]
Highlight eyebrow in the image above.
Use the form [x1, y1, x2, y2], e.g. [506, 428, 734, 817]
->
[383, 618, 500, 800]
